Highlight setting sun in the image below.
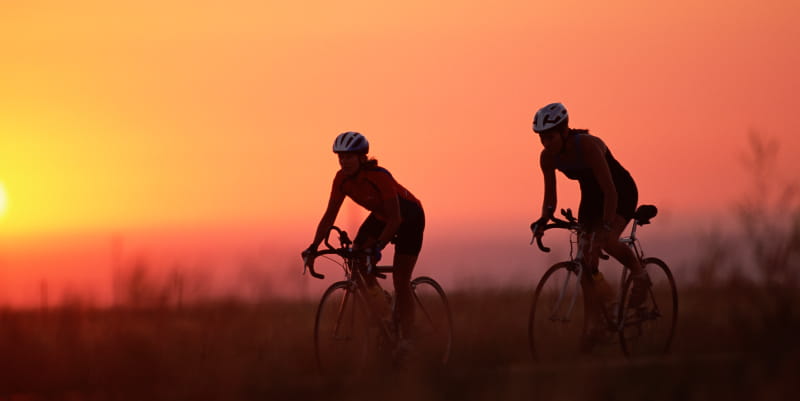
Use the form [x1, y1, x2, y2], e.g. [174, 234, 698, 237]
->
[0, 182, 7, 219]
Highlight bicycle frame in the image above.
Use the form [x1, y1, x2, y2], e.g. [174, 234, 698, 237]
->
[541, 217, 647, 332]
[530, 205, 676, 359]
[305, 227, 400, 345]
[620, 218, 646, 261]
[310, 225, 454, 369]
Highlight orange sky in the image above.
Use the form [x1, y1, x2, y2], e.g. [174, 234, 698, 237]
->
[1, 0, 799, 305]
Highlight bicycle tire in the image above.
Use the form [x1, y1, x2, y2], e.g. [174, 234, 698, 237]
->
[529, 261, 589, 362]
[618, 257, 678, 357]
[314, 281, 371, 373]
[410, 276, 453, 366]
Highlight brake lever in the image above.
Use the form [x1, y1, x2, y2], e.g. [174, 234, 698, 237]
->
[530, 220, 546, 245]
[302, 254, 325, 279]
[340, 231, 352, 247]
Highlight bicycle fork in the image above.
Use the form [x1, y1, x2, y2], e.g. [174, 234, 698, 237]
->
[549, 263, 583, 323]
[352, 273, 399, 346]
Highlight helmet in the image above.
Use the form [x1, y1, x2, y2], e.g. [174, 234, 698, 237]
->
[532, 103, 569, 133]
[333, 131, 369, 153]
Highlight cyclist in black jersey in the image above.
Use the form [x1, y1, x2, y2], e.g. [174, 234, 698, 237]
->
[530, 103, 651, 317]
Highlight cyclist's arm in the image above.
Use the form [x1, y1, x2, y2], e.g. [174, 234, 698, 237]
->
[539, 150, 557, 221]
[309, 188, 346, 250]
[584, 136, 617, 227]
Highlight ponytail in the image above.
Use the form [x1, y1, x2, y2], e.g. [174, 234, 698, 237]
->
[363, 158, 379, 169]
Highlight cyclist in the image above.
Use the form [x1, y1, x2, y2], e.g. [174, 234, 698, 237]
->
[530, 103, 651, 331]
[302, 131, 425, 340]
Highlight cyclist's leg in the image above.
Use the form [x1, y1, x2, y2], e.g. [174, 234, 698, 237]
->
[577, 210, 608, 296]
[602, 215, 643, 274]
[578, 217, 617, 346]
[576, 203, 607, 345]
[601, 215, 650, 306]
[353, 213, 385, 287]
[392, 200, 425, 338]
[579, 184, 639, 274]
[576, 231, 610, 352]
[576, 196, 604, 276]
[392, 253, 417, 336]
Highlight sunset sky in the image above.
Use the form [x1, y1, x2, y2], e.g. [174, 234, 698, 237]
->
[1, 0, 799, 305]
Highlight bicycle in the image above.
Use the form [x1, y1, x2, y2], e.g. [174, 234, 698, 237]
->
[528, 205, 678, 361]
[303, 226, 453, 372]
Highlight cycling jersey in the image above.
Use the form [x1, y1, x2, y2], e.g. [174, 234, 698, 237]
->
[554, 131, 638, 225]
[330, 166, 422, 222]
[330, 166, 425, 256]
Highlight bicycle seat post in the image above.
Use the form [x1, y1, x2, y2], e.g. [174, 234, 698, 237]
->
[630, 221, 639, 241]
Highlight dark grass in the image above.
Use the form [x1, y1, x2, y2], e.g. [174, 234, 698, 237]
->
[0, 283, 798, 401]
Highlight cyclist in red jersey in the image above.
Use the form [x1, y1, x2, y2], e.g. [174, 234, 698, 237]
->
[303, 131, 425, 339]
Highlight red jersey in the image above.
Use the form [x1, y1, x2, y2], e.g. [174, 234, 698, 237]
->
[331, 166, 421, 221]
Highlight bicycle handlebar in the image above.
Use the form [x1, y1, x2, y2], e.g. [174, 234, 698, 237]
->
[324, 225, 351, 250]
[530, 208, 581, 253]
[304, 248, 349, 280]
[302, 226, 353, 279]
[303, 255, 325, 279]
[303, 226, 375, 280]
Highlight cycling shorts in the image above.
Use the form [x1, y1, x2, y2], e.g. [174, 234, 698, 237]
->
[354, 197, 425, 256]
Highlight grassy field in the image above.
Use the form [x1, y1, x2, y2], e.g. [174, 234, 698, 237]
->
[0, 281, 798, 401]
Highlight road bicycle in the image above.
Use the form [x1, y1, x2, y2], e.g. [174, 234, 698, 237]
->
[528, 205, 678, 361]
[303, 226, 453, 372]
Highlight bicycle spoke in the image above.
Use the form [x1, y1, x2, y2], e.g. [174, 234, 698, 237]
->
[314, 282, 370, 373]
[412, 289, 437, 331]
[409, 277, 453, 366]
[331, 290, 354, 340]
[618, 258, 678, 357]
[307, 227, 453, 371]
[530, 262, 589, 362]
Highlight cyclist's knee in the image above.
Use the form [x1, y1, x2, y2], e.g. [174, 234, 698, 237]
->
[603, 239, 627, 256]
[393, 254, 417, 277]
[605, 241, 638, 267]
[582, 248, 602, 274]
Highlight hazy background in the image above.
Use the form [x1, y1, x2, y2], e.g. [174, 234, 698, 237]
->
[1, 0, 799, 306]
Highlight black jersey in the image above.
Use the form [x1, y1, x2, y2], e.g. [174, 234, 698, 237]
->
[554, 131, 638, 224]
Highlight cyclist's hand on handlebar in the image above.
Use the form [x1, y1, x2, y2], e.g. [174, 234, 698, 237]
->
[363, 247, 382, 264]
[531, 217, 549, 236]
[301, 244, 326, 279]
[362, 240, 385, 264]
[301, 244, 318, 264]
[530, 217, 549, 246]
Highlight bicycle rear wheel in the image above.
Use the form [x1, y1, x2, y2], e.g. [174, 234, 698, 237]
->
[529, 262, 588, 362]
[618, 257, 678, 357]
[314, 281, 371, 373]
[409, 276, 453, 366]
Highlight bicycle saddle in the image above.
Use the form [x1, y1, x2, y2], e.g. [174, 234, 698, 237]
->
[634, 205, 658, 225]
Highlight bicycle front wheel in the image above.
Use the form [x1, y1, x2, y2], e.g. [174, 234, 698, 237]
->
[314, 281, 371, 373]
[618, 257, 678, 357]
[410, 276, 453, 366]
[529, 262, 587, 362]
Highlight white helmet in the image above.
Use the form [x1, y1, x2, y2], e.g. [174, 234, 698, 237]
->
[333, 131, 369, 153]
[532, 103, 569, 133]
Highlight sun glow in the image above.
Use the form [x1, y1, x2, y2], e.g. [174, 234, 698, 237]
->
[0, 182, 7, 219]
